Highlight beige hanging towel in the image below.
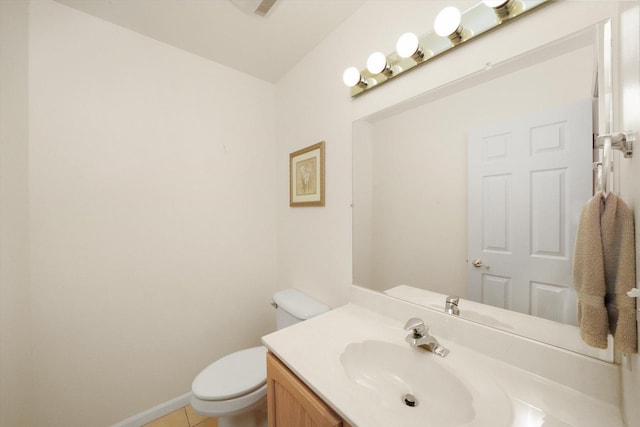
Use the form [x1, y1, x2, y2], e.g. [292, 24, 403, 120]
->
[573, 192, 637, 353]
[601, 193, 637, 353]
[573, 193, 609, 349]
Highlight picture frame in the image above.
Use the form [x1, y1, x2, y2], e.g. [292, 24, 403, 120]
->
[289, 141, 325, 207]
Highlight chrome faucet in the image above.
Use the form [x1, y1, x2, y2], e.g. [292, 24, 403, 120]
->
[403, 318, 449, 357]
[445, 296, 460, 315]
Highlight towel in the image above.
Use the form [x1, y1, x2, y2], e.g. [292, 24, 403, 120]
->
[601, 193, 637, 353]
[573, 192, 637, 353]
[574, 194, 609, 349]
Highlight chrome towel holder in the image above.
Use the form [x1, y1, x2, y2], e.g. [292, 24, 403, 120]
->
[593, 131, 634, 198]
[594, 131, 634, 158]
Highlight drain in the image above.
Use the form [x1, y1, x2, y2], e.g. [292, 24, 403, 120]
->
[402, 393, 418, 407]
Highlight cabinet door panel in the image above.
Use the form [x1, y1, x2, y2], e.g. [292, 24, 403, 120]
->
[267, 352, 346, 427]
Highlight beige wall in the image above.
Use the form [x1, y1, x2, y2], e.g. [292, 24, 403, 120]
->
[0, 1, 33, 426]
[27, 1, 277, 425]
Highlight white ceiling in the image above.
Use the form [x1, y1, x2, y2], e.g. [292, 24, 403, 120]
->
[54, 0, 364, 83]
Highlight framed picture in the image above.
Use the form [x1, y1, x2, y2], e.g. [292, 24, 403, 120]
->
[289, 141, 325, 207]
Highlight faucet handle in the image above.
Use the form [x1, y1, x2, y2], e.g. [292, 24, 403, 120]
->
[403, 318, 427, 336]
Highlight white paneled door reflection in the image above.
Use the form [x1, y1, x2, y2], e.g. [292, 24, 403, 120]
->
[467, 99, 593, 325]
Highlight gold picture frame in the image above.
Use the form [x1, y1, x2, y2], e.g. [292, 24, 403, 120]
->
[289, 141, 325, 207]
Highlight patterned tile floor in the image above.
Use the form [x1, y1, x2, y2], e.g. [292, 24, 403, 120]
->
[142, 404, 217, 427]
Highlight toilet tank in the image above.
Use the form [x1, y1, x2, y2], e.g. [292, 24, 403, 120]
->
[272, 288, 330, 330]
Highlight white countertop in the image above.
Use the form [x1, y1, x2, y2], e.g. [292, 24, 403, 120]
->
[262, 302, 624, 427]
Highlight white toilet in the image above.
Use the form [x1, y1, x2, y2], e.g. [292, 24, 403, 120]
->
[190, 288, 330, 427]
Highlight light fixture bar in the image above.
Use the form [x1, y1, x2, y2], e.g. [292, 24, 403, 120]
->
[345, 0, 551, 97]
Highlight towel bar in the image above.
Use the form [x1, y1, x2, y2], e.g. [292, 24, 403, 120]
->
[593, 131, 634, 158]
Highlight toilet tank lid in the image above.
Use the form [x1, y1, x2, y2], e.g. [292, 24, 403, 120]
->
[273, 289, 330, 320]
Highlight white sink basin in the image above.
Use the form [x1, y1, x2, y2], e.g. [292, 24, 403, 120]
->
[340, 340, 512, 426]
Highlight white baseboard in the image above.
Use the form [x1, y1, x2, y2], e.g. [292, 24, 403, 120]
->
[111, 392, 192, 427]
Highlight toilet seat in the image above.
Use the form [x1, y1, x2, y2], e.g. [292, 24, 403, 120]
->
[192, 346, 267, 401]
[190, 383, 267, 419]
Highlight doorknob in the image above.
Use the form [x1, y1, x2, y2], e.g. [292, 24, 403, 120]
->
[472, 259, 490, 269]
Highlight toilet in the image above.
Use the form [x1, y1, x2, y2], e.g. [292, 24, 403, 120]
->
[190, 288, 330, 427]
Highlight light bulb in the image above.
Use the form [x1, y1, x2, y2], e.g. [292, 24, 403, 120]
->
[396, 32, 420, 59]
[343, 67, 363, 88]
[483, 0, 509, 6]
[483, 0, 515, 19]
[366, 52, 389, 75]
[434, 6, 462, 37]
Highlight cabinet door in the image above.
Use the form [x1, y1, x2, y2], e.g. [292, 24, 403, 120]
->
[266, 352, 350, 427]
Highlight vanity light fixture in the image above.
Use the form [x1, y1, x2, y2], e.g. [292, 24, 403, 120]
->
[343, 0, 551, 97]
[483, 0, 516, 19]
[434, 6, 464, 44]
[366, 52, 393, 76]
[395, 32, 424, 61]
[342, 66, 367, 88]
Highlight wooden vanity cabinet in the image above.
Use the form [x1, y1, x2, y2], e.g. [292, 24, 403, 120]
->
[266, 351, 352, 427]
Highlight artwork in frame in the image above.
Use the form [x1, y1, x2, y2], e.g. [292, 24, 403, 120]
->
[289, 141, 325, 207]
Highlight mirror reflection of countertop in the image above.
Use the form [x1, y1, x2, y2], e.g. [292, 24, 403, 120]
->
[384, 285, 614, 362]
[262, 287, 624, 427]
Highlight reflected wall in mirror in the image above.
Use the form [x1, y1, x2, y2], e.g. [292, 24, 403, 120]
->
[353, 27, 600, 328]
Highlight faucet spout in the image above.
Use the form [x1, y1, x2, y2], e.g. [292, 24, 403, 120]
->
[445, 295, 460, 315]
[403, 318, 449, 357]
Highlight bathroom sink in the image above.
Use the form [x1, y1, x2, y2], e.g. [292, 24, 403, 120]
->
[340, 340, 512, 426]
[340, 340, 473, 425]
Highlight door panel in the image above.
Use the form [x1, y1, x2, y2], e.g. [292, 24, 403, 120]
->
[468, 99, 592, 323]
[530, 168, 566, 257]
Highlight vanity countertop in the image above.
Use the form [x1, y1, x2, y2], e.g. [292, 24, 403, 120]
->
[262, 301, 624, 427]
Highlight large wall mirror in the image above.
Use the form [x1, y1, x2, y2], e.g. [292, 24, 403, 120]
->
[353, 22, 614, 360]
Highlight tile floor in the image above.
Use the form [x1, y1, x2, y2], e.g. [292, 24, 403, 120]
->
[142, 404, 217, 427]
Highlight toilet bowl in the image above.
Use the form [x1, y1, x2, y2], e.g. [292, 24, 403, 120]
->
[191, 346, 268, 427]
[190, 289, 330, 427]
